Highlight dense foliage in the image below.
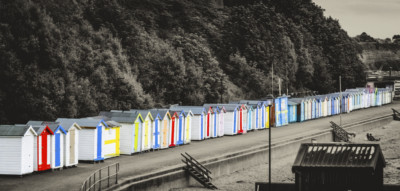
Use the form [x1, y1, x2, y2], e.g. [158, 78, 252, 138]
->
[0, 0, 366, 124]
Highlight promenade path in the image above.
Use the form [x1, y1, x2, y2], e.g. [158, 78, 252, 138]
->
[1, 102, 399, 191]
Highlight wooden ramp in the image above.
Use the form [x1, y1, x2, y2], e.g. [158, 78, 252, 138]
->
[181, 152, 217, 190]
[330, 121, 356, 142]
[391, 108, 400, 121]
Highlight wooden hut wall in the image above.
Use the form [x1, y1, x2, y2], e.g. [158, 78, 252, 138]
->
[103, 126, 120, 159]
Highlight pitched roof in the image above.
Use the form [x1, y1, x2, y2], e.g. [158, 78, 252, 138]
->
[149, 109, 170, 120]
[292, 143, 385, 172]
[55, 118, 82, 131]
[129, 110, 153, 120]
[203, 104, 239, 112]
[105, 120, 121, 127]
[56, 118, 107, 128]
[169, 106, 206, 115]
[99, 111, 142, 123]
[0, 125, 36, 136]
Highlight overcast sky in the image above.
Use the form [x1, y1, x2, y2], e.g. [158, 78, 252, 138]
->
[312, 0, 400, 39]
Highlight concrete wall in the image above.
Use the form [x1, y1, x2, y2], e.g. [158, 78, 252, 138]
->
[109, 115, 393, 191]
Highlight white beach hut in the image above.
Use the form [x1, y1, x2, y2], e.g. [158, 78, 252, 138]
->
[0, 125, 37, 175]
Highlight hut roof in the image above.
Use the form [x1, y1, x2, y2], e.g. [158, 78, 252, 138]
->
[56, 118, 107, 128]
[203, 104, 238, 112]
[169, 106, 205, 115]
[0, 125, 37, 136]
[99, 111, 142, 123]
[149, 109, 170, 120]
[292, 143, 386, 172]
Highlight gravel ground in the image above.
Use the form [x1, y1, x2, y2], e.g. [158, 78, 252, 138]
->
[173, 120, 400, 191]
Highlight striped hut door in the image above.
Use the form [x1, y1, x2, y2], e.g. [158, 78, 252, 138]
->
[144, 120, 149, 148]
[239, 107, 243, 133]
[200, 114, 204, 139]
[134, 122, 139, 152]
[163, 119, 168, 147]
[170, 116, 175, 147]
[97, 126, 102, 159]
[69, 129, 75, 164]
[55, 133, 61, 167]
[186, 116, 190, 142]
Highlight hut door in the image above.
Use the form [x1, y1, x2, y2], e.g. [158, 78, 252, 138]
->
[154, 119, 159, 148]
[214, 113, 217, 136]
[200, 114, 204, 139]
[97, 126, 102, 159]
[185, 117, 190, 142]
[134, 122, 139, 152]
[144, 120, 149, 148]
[207, 112, 210, 137]
[70, 129, 75, 164]
[55, 133, 61, 167]
[170, 116, 175, 147]
[39, 131, 50, 171]
[162, 120, 168, 147]
[178, 115, 183, 145]
[239, 107, 243, 133]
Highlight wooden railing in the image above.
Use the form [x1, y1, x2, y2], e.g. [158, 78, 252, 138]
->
[80, 163, 119, 191]
[181, 152, 212, 180]
[181, 152, 217, 189]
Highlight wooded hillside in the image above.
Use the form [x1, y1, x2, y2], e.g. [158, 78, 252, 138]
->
[0, 0, 366, 124]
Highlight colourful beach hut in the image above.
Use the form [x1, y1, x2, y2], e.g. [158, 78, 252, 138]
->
[204, 104, 239, 136]
[149, 109, 171, 149]
[168, 111, 179, 147]
[28, 121, 67, 170]
[183, 110, 193, 144]
[0, 125, 37, 175]
[290, 98, 305, 122]
[217, 106, 226, 137]
[288, 101, 298, 123]
[55, 119, 81, 167]
[130, 110, 153, 151]
[98, 111, 143, 154]
[169, 110, 186, 145]
[204, 107, 214, 138]
[169, 106, 205, 141]
[149, 110, 162, 149]
[29, 124, 54, 171]
[56, 118, 107, 162]
[102, 120, 120, 159]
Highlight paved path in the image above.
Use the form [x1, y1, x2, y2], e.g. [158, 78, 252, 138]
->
[1, 102, 399, 191]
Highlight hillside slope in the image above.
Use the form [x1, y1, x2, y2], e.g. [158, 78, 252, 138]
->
[0, 0, 366, 124]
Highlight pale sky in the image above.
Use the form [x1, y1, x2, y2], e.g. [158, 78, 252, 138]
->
[312, 0, 400, 39]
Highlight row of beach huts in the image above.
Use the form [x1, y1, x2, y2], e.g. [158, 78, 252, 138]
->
[0, 88, 393, 175]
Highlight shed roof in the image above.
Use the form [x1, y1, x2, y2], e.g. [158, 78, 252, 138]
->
[56, 118, 107, 128]
[99, 111, 143, 123]
[0, 125, 37, 136]
[129, 110, 153, 120]
[149, 109, 170, 120]
[204, 104, 238, 112]
[292, 143, 385, 172]
[55, 118, 82, 131]
[169, 106, 206, 115]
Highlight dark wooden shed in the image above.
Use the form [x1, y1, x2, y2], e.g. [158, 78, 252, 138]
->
[292, 143, 386, 191]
